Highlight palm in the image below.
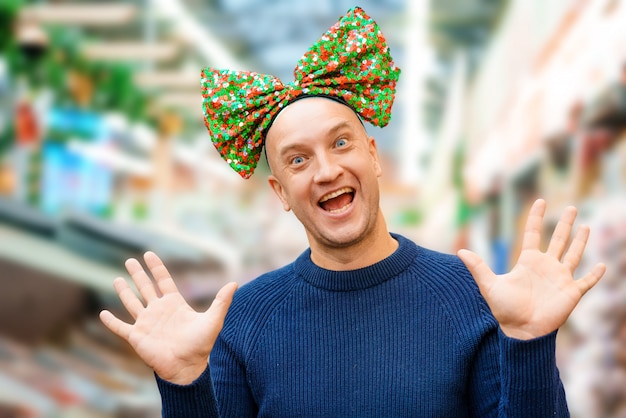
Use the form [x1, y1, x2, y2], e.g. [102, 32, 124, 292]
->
[125, 292, 219, 379]
[100, 252, 237, 384]
[458, 199, 606, 340]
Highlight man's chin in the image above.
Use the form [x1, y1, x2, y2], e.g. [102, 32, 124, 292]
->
[313, 228, 369, 250]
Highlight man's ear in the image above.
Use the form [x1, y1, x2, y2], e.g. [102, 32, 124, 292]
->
[268, 175, 291, 212]
[368, 136, 382, 177]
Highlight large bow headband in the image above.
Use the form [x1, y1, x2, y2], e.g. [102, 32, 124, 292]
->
[200, 6, 401, 179]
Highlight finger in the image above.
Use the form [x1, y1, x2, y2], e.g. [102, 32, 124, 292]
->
[113, 277, 145, 319]
[575, 263, 607, 295]
[125, 257, 159, 303]
[204, 282, 238, 332]
[562, 225, 590, 272]
[546, 206, 577, 259]
[143, 251, 179, 296]
[457, 249, 495, 294]
[521, 199, 547, 251]
[99, 310, 133, 341]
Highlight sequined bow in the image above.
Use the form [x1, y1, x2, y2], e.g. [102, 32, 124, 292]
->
[200, 6, 401, 178]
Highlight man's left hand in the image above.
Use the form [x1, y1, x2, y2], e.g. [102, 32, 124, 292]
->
[458, 198, 606, 340]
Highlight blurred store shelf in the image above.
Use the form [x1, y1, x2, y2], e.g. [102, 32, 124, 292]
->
[81, 41, 181, 62]
[0, 197, 128, 294]
[0, 324, 161, 417]
[0, 221, 124, 295]
[20, 3, 138, 26]
[0, 196, 238, 291]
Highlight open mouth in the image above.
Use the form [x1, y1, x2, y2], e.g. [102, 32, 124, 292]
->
[318, 187, 355, 213]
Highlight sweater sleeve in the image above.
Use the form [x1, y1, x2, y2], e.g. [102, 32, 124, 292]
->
[155, 365, 219, 418]
[467, 327, 569, 417]
[154, 333, 258, 418]
[497, 329, 569, 417]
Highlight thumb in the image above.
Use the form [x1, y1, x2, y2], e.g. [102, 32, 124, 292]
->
[457, 249, 495, 293]
[576, 262, 606, 295]
[205, 281, 238, 332]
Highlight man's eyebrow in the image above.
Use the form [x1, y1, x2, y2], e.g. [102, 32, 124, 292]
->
[277, 120, 355, 159]
[327, 120, 353, 135]
[277, 143, 305, 160]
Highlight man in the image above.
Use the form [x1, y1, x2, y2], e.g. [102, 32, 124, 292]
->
[99, 7, 606, 417]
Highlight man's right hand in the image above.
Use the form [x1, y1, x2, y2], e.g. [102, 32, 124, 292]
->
[99, 251, 238, 385]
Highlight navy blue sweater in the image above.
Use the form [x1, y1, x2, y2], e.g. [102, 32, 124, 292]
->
[157, 234, 568, 417]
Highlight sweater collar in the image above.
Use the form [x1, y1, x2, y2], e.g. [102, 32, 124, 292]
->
[294, 233, 419, 291]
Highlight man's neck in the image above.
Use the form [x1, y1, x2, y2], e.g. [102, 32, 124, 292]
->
[309, 215, 398, 271]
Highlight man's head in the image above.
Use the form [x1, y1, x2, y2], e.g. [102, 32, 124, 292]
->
[265, 96, 385, 255]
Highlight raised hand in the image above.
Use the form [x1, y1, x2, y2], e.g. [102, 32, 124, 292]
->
[99, 251, 238, 384]
[457, 199, 606, 340]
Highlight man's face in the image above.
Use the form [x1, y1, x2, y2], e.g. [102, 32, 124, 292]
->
[265, 97, 383, 253]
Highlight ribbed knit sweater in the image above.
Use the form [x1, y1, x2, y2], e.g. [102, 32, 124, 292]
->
[156, 233, 568, 417]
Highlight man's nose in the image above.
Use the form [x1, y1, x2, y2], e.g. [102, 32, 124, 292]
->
[313, 154, 342, 183]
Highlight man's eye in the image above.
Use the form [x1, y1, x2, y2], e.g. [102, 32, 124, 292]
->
[336, 138, 347, 147]
[292, 156, 304, 165]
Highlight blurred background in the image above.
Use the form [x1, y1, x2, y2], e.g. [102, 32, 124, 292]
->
[0, 0, 625, 416]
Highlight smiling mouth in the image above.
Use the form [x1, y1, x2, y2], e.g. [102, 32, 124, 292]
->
[318, 187, 355, 213]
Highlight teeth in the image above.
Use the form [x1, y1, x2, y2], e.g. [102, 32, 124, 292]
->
[319, 187, 354, 203]
[327, 203, 351, 214]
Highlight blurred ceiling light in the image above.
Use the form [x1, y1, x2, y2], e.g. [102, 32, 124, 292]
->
[20, 4, 137, 26]
[81, 42, 179, 62]
[135, 71, 199, 89]
[150, 0, 243, 70]
[15, 20, 48, 46]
